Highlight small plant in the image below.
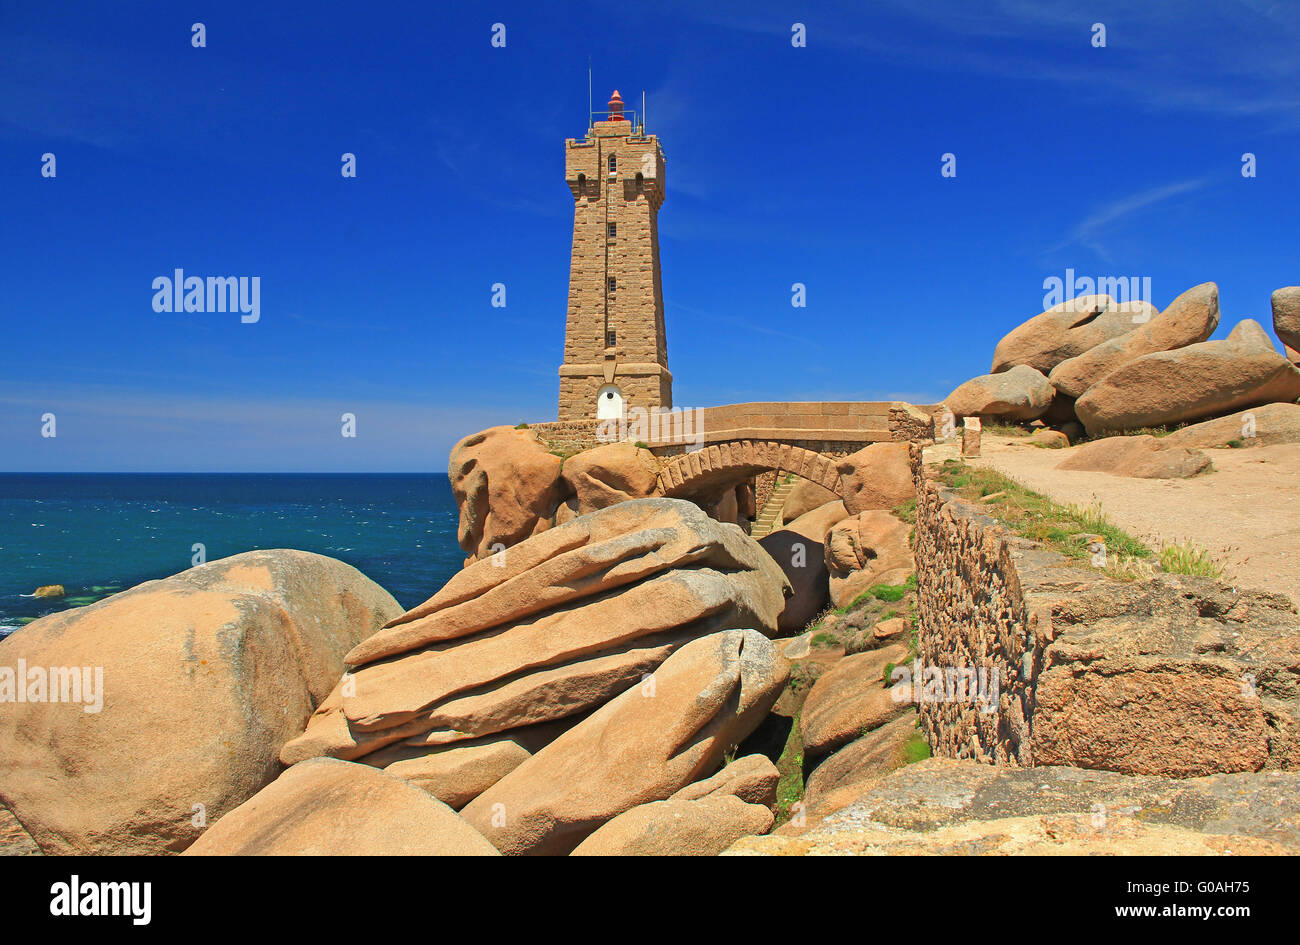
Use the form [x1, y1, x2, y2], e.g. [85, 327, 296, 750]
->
[1227, 438, 1245, 449]
[900, 731, 932, 764]
[893, 498, 917, 523]
[810, 631, 837, 648]
[634, 441, 650, 449]
[983, 422, 1031, 437]
[514, 422, 529, 429]
[1159, 541, 1224, 578]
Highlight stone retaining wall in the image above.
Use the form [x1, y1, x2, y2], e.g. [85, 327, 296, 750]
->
[913, 475, 1300, 778]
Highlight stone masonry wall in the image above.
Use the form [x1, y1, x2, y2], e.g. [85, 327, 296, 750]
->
[558, 121, 670, 420]
[914, 475, 1300, 778]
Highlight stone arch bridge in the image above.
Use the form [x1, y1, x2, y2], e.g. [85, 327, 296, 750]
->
[532, 400, 936, 505]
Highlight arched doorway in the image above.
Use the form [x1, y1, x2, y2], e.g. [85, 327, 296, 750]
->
[596, 384, 624, 420]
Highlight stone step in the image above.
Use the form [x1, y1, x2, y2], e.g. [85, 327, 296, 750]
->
[751, 477, 797, 539]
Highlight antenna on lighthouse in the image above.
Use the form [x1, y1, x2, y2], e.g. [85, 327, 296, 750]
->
[587, 58, 593, 132]
[641, 89, 646, 134]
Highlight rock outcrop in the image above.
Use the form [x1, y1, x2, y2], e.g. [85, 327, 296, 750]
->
[1055, 434, 1211, 479]
[990, 295, 1141, 374]
[449, 425, 564, 562]
[1075, 319, 1300, 434]
[800, 644, 909, 757]
[801, 713, 918, 817]
[758, 500, 848, 634]
[835, 442, 914, 514]
[668, 753, 780, 808]
[727, 759, 1300, 855]
[1160, 403, 1300, 449]
[0, 550, 401, 855]
[780, 479, 840, 522]
[1274, 286, 1300, 353]
[570, 794, 773, 856]
[281, 499, 790, 790]
[824, 511, 914, 609]
[558, 442, 659, 517]
[461, 629, 790, 855]
[1049, 282, 1220, 398]
[943, 365, 1055, 421]
[184, 758, 499, 856]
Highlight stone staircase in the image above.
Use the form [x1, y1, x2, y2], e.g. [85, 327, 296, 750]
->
[750, 476, 796, 539]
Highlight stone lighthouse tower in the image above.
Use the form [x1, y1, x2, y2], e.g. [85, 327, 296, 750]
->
[558, 90, 671, 421]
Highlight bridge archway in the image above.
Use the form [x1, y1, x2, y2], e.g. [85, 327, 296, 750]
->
[655, 440, 844, 502]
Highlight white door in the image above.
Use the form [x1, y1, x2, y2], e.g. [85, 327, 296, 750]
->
[596, 384, 624, 419]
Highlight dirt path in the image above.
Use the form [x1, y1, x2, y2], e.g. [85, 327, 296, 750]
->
[925, 435, 1300, 604]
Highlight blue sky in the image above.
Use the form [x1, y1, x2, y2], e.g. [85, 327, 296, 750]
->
[2, 0, 1298, 471]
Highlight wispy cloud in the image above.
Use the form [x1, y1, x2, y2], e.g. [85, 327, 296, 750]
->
[669, 0, 1300, 127]
[1049, 177, 1210, 262]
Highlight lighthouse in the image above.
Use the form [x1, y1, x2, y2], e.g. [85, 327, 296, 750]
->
[558, 90, 672, 421]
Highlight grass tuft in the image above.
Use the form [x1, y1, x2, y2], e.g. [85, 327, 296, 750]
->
[934, 462, 1155, 577]
[1159, 541, 1225, 578]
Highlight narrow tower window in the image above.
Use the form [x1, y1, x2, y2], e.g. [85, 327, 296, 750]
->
[576, 173, 586, 196]
[608, 154, 617, 174]
[606, 330, 616, 347]
[608, 277, 617, 292]
[607, 223, 616, 239]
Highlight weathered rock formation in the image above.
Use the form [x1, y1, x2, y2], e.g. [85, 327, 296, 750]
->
[460, 628, 789, 855]
[727, 759, 1300, 855]
[1160, 402, 1300, 449]
[1048, 282, 1219, 398]
[1075, 319, 1300, 434]
[449, 425, 564, 561]
[571, 755, 779, 855]
[800, 643, 910, 757]
[758, 500, 848, 634]
[1274, 286, 1300, 354]
[558, 441, 659, 517]
[800, 713, 918, 817]
[836, 441, 914, 514]
[1055, 434, 1211, 479]
[943, 364, 1055, 421]
[0, 550, 401, 855]
[780, 478, 840, 522]
[824, 510, 914, 609]
[990, 295, 1142, 374]
[184, 758, 499, 856]
[570, 794, 773, 856]
[667, 753, 780, 808]
[281, 499, 789, 792]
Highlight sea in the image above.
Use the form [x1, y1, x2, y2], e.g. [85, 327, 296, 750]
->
[0, 473, 464, 638]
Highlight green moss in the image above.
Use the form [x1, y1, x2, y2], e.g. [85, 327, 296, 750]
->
[774, 712, 805, 824]
[900, 731, 932, 765]
[514, 422, 529, 429]
[893, 498, 917, 524]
